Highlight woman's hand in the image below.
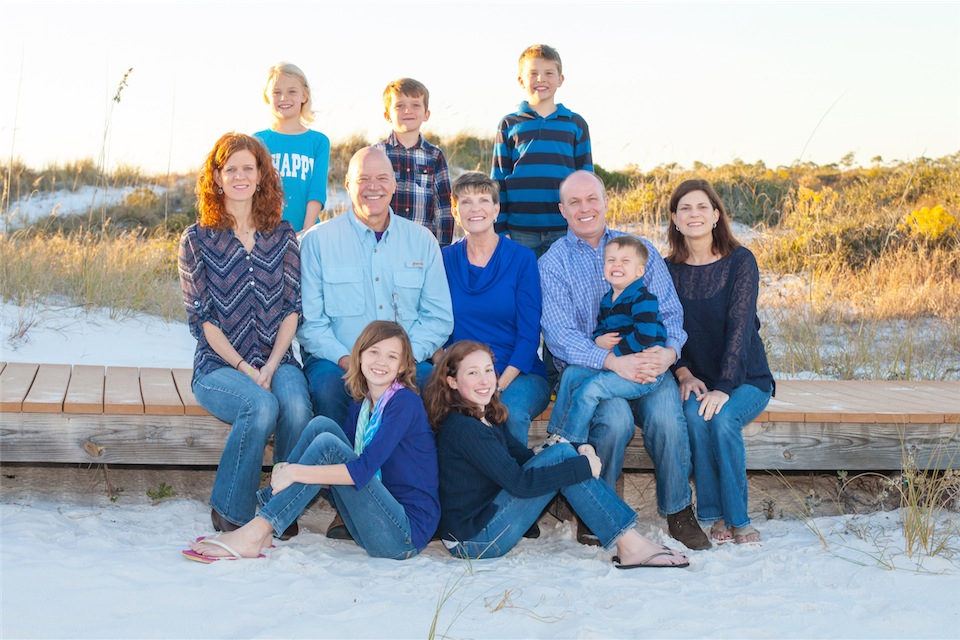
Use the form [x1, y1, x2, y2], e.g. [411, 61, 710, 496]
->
[674, 367, 707, 401]
[594, 332, 622, 351]
[578, 444, 602, 479]
[697, 390, 729, 421]
[497, 366, 520, 393]
[271, 462, 300, 493]
[254, 361, 278, 391]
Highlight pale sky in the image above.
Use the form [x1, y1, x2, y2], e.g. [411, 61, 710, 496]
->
[1, 1, 958, 176]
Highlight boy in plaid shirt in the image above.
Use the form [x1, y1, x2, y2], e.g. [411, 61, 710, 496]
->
[374, 78, 453, 246]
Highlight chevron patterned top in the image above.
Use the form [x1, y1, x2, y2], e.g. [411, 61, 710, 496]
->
[178, 221, 303, 378]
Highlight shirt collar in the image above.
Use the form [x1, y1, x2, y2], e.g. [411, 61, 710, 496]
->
[385, 131, 424, 150]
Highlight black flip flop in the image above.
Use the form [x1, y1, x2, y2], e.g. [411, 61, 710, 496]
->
[612, 551, 690, 569]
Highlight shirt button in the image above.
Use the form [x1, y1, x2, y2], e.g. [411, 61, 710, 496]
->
[375, 277, 379, 282]
[249, 267, 253, 272]
[246, 255, 251, 260]
[250, 281, 255, 287]
[378, 305, 383, 309]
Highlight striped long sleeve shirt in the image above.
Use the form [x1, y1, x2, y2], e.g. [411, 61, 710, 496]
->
[593, 278, 667, 356]
[491, 102, 592, 234]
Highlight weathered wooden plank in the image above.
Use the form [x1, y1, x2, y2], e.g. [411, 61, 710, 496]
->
[64, 365, 105, 414]
[0, 412, 264, 466]
[0, 362, 39, 412]
[22, 364, 72, 413]
[530, 418, 960, 472]
[172, 368, 210, 417]
[140, 368, 184, 416]
[104, 366, 144, 415]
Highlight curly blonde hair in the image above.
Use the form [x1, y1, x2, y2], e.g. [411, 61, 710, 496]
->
[195, 132, 284, 231]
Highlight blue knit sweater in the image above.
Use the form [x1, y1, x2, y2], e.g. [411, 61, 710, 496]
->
[436, 411, 592, 543]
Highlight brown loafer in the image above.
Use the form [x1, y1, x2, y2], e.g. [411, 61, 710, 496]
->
[667, 505, 711, 550]
[576, 517, 601, 546]
[326, 513, 354, 541]
[210, 509, 240, 533]
[278, 520, 299, 541]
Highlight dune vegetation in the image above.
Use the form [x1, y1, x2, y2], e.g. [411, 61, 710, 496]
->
[2, 136, 958, 379]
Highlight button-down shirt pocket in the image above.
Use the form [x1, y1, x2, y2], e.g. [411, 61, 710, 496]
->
[393, 269, 425, 320]
[323, 267, 365, 317]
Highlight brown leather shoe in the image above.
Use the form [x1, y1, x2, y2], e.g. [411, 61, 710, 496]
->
[278, 520, 299, 541]
[326, 513, 354, 541]
[667, 505, 711, 550]
[210, 509, 240, 533]
[576, 517, 601, 546]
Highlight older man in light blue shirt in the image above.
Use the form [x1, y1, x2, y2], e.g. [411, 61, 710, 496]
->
[298, 147, 453, 427]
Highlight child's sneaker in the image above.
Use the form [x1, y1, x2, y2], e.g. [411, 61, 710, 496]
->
[533, 433, 567, 454]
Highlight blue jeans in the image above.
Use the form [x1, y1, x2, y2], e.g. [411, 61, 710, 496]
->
[548, 365, 663, 445]
[546, 368, 693, 515]
[500, 372, 551, 446]
[193, 364, 312, 525]
[508, 229, 566, 259]
[684, 384, 771, 528]
[257, 417, 420, 560]
[447, 444, 637, 559]
[303, 354, 434, 427]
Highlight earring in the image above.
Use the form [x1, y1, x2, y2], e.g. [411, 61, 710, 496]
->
[713, 222, 717, 229]
[256, 184, 261, 192]
[217, 187, 223, 194]
[675, 225, 680, 231]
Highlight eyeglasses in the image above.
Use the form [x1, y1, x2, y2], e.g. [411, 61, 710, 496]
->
[391, 291, 401, 323]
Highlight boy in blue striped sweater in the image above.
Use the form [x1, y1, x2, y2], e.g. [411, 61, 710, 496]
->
[540, 235, 667, 449]
[492, 44, 592, 258]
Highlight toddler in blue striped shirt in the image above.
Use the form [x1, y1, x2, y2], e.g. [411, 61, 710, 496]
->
[540, 235, 667, 449]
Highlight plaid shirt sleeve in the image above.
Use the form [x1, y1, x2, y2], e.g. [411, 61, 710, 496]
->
[433, 149, 454, 246]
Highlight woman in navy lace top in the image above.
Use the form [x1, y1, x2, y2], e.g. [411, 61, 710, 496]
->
[666, 180, 774, 545]
[178, 133, 312, 538]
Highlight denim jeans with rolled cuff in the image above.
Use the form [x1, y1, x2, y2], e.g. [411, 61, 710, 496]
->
[447, 443, 637, 560]
[256, 416, 420, 560]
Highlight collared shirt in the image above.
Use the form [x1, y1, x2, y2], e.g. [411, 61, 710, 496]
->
[539, 227, 686, 372]
[178, 221, 302, 378]
[374, 133, 454, 246]
[491, 101, 592, 233]
[297, 208, 454, 363]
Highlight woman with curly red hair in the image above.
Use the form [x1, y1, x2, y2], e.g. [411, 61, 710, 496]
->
[178, 132, 312, 539]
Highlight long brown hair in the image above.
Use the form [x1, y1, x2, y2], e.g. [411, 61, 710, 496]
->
[424, 341, 508, 432]
[343, 321, 418, 401]
[195, 132, 284, 232]
[665, 179, 740, 264]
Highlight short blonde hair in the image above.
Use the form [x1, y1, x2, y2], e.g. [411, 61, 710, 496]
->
[263, 62, 315, 126]
[451, 171, 500, 206]
[518, 44, 562, 75]
[382, 78, 430, 111]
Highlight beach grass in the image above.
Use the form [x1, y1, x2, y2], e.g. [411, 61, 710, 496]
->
[2, 150, 958, 378]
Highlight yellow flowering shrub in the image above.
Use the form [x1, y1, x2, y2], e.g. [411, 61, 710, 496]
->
[901, 205, 957, 240]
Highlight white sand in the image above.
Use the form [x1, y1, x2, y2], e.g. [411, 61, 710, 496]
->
[1, 304, 958, 639]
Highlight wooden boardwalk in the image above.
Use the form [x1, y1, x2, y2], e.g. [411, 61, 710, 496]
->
[2, 362, 958, 470]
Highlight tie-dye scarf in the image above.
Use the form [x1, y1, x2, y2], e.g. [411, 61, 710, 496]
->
[354, 380, 404, 481]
